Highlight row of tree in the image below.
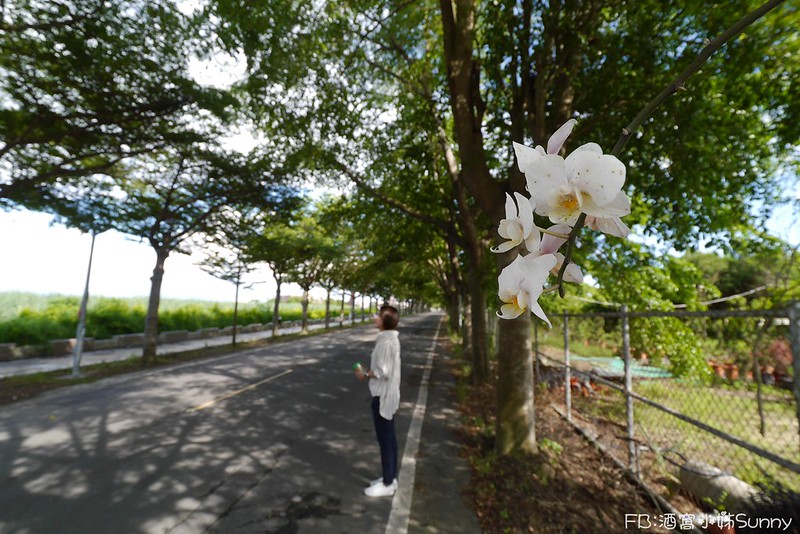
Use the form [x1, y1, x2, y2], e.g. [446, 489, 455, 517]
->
[2, 1, 798, 454]
[197, 197, 434, 345]
[0, 0, 426, 364]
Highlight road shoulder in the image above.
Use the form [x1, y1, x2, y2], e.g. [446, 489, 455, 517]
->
[407, 339, 480, 533]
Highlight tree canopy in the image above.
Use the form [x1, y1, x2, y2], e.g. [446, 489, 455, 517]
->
[2, 0, 798, 454]
[0, 0, 235, 205]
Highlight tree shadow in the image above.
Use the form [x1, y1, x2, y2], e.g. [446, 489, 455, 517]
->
[0, 316, 435, 533]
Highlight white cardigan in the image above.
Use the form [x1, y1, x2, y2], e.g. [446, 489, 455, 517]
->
[368, 329, 401, 419]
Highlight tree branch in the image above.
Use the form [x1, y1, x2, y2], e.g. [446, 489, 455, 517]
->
[554, 0, 787, 295]
[330, 157, 452, 236]
[611, 0, 786, 157]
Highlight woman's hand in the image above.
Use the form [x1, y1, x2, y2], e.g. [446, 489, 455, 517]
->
[356, 368, 369, 381]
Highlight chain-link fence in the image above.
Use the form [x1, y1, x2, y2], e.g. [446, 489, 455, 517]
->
[534, 303, 800, 521]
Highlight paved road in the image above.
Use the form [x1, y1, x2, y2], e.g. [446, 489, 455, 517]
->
[0, 313, 460, 533]
[0, 319, 349, 379]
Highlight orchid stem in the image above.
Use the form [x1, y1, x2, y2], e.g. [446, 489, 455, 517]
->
[611, 0, 784, 156]
[556, 213, 586, 298]
[543, 285, 561, 295]
[539, 227, 570, 239]
[555, 0, 784, 296]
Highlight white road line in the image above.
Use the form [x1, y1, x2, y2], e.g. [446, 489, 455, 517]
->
[185, 369, 293, 413]
[385, 316, 443, 534]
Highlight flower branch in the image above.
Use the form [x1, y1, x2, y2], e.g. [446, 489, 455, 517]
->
[611, 0, 786, 157]
[495, 0, 788, 325]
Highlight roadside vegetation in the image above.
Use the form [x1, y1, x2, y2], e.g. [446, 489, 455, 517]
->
[0, 291, 340, 347]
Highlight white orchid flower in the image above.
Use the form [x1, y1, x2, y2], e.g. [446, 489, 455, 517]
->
[584, 213, 631, 238]
[552, 253, 584, 283]
[525, 143, 628, 225]
[512, 119, 577, 174]
[529, 224, 584, 283]
[497, 253, 557, 326]
[492, 192, 541, 253]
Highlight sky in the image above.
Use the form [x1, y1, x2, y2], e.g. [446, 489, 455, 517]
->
[0, 208, 329, 303]
[0, 184, 797, 304]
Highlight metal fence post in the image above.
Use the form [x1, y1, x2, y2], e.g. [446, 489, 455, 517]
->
[789, 301, 800, 452]
[622, 304, 636, 474]
[564, 311, 571, 422]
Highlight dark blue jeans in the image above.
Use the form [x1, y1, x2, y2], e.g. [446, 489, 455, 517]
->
[371, 396, 398, 485]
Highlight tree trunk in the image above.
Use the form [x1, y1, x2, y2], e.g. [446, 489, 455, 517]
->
[325, 287, 332, 329]
[439, 0, 537, 454]
[495, 312, 536, 454]
[468, 265, 488, 383]
[447, 291, 460, 335]
[445, 230, 462, 335]
[339, 291, 345, 327]
[789, 302, 800, 451]
[465, 235, 489, 383]
[349, 292, 356, 324]
[461, 289, 472, 362]
[71, 232, 96, 377]
[272, 276, 282, 336]
[143, 247, 169, 364]
[301, 287, 309, 334]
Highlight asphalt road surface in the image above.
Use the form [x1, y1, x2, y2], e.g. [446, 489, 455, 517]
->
[0, 313, 445, 533]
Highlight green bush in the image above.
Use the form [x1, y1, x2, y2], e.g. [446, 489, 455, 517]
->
[86, 299, 146, 340]
[0, 299, 79, 345]
[0, 292, 339, 346]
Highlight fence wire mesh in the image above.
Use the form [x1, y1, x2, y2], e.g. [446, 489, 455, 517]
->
[535, 305, 800, 516]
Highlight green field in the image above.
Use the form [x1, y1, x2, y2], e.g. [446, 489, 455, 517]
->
[0, 292, 361, 346]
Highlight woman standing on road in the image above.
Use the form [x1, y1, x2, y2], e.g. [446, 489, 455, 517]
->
[355, 304, 401, 498]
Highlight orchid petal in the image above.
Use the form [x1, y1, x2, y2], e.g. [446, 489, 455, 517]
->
[547, 119, 577, 155]
[598, 191, 631, 215]
[513, 142, 546, 174]
[525, 154, 568, 205]
[498, 220, 511, 240]
[520, 253, 557, 288]
[568, 142, 603, 155]
[585, 215, 631, 238]
[514, 192, 534, 236]
[541, 187, 582, 225]
[529, 301, 552, 328]
[504, 192, 517, 219]
[540, 223, 572, 254]
[552, 253, 584, 284]
[566, 151, 626, 207]
[506, 221, 524, 242]
[580, 191, 631, 219]
[491, 241, 518, 254]
[524, 227, 541, 253]
[498, 303, 525, 320]
[497, 255, 525, 297]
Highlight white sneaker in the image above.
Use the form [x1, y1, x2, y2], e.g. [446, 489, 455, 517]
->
[370, 477, 398, 488]
[364, 482, 396, 497]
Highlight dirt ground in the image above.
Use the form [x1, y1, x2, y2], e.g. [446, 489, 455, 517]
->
[456, 370, 672, 534]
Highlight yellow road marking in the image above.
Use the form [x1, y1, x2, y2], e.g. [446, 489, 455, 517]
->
[186, 369, 293, 413]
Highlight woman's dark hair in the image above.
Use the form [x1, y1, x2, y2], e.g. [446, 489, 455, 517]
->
[380, 305, 399, 330]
